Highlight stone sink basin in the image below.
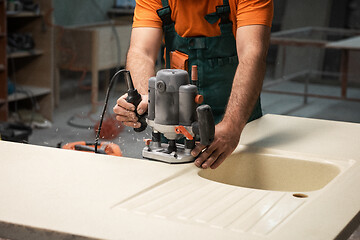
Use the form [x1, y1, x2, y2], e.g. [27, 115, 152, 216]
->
[199, 147, 343, 192]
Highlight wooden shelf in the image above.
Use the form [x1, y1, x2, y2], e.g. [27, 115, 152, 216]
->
[7, 85, 51, 102]
[7, 49, 44, 59]
[1, 0, 53, 121]
[7, 11, 42, 18]
[0, 0, 7, 120]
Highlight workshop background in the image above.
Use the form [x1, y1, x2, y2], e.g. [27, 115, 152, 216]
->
[0, 0, 360, 238]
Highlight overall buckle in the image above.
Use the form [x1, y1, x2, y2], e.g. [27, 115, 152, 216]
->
[156, 6, 173, 26]
[216, 5, 231, 24]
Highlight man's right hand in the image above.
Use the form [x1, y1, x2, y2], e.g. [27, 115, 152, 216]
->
[113, 93, 148, 128]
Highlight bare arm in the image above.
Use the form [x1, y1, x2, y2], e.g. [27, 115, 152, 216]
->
[126, 27, 163, 94]
[192, 25, 270, 169]
[223, 25, 270, 135]
[114, 27, 162, 127]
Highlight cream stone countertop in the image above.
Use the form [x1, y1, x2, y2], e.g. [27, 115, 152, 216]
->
[0, 114, 359, 240]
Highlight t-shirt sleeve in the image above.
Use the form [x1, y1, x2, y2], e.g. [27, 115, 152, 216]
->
[236, 0, 274, 28]
[132, 0, 163, 28]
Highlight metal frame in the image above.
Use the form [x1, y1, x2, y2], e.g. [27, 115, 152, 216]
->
[265, 26, 360, 103]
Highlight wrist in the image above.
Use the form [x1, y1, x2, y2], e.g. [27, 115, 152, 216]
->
[221, 115, 246, 135]
[218, 118, 243, 140]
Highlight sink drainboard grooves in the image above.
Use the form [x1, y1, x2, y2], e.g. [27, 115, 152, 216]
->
[111, 166, 193, 209]
[114, 173, 308, 235]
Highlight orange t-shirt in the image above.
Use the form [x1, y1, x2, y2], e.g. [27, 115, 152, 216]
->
[133, 0, 273, 37]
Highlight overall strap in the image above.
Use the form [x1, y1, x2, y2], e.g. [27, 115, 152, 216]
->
[157, 0, 173, 27]
[216, 0, 231, 25]
[204, 0, 232, 34]
[161, 0, 169, 7]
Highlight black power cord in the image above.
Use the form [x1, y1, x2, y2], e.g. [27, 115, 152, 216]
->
[94, 69, 127, 153]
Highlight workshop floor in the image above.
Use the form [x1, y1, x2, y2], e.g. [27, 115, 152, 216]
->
[27, 71, 360, 240]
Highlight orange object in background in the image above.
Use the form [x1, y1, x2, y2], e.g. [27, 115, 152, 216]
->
[94, 114, 124, 140]
[62, 141, 122, 157]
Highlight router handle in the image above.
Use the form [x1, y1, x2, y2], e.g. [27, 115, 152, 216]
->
[196, 105, 215, 146]
[124, 71, 147, 132]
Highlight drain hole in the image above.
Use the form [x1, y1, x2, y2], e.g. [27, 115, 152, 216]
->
[293, 193, 308, 198]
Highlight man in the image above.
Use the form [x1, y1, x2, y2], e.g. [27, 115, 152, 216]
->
[114, 0, 273, 169]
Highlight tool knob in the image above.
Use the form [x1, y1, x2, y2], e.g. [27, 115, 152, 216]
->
[191, 65, 198, 83]
[144, 138, 152, 146]
[143, 138, 152, 151]
[195, 94, 204, 104]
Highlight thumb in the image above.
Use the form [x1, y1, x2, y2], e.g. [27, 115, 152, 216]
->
[137, 95, 148, 115]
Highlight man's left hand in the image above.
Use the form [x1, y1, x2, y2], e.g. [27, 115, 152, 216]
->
[191, 121, 241, 169]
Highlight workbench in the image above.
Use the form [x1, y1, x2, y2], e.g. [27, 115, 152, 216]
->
[0, 114, 359, 240]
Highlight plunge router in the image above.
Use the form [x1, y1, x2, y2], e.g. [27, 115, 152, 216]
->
[126, 68, 215, 164]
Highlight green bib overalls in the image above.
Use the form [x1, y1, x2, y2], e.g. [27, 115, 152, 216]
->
[157, 0, 262, 124]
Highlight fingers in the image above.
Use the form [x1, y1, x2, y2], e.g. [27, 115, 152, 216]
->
[113, 104, 138, 122]
[191, 140, 232, 169]
[113, 105, 137, 120]
[191, 143, 206, 159]
[137, 95, 148, 115]
[116, 94, 135, 111]
[121, 121, 141, 128]
[209, 153, 227, 169]
[113, 94, 138, 128]
[113, 93, 149, 128]
[192, 144, 222, 169]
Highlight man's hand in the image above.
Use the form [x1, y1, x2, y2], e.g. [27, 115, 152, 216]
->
[191, 121, 242, 169]
[113, 94, 148, 128]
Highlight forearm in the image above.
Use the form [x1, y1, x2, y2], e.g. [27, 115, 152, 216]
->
[126, 47, 157, 95]
[125, 27, 163, 95]
[223, 55, 266, 131]
[221, 25, 270, 135]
